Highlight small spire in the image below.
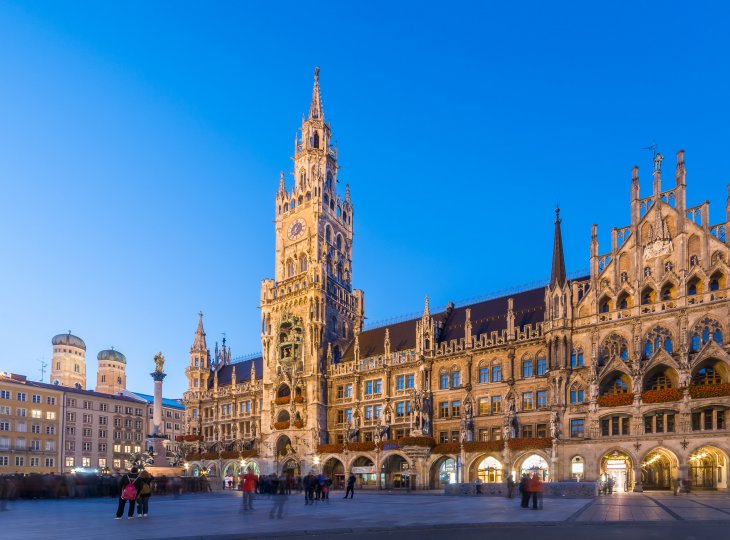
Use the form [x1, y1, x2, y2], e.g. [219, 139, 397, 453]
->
[423, 295, 430, 317]
[278, 171, 286, 194]
[550, 207, 567, 288]
[192, 311, 207, 350]
[345, 183, 351, 202]
[309, 67, 323, 120]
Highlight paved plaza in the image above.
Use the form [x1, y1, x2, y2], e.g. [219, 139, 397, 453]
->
[1, 491, 730, 540]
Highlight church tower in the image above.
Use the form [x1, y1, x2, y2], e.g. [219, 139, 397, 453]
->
[51, 332, 87, 389]
[184, 312, 210, 435]
[260, 68, 365, 468]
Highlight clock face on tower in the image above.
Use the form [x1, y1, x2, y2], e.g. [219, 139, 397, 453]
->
[287, 218, 306, 241]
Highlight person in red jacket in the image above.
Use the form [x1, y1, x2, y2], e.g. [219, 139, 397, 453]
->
[531, 473, 544, 509]
[241, 468, 258, 512]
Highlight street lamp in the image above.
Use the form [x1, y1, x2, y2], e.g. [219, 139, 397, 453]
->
[184, 462, 190, 477]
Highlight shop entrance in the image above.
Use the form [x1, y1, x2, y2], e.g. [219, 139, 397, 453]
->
[520, 454, 550, 482]
[381, 454, 411, 489]
[476, 456, 503, 483]
[689, 446, 727, 490]
[351, 456, 376, 488]
[600, 451, 632, 493]
[430, 456, 457, 488]
[641, 450, 673, 490]
[323, 457, 345, 490]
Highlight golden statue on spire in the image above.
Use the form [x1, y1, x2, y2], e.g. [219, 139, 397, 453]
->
[153, 352, 165, 374]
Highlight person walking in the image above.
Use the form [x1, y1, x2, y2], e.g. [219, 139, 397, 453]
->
[344, 472, 356, 499]
[531, 474, 544, 510]
[115, 467, 142, 519]
[136, 470, 152, 517]
[269, 474, 287, 519]
[507, 474, 515, 499]
[241, 467, 258, 512]
[519, 473, 530, 508]
[304, 472, 316, 505]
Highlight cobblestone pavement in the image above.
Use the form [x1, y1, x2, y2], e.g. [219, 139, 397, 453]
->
[0, 491, 729, 540]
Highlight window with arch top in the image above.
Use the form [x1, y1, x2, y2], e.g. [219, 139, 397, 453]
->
[569, 384, 584, 403]
[571, 348, 584, 368]
[690, 317, 723, 352]
[644, 326, 673, 357]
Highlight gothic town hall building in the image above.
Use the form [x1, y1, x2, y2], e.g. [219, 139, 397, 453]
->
[183, 69, 730, 492]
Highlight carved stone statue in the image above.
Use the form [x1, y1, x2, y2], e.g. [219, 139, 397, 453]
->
[550, 410, 559, 439]
[154, 352, 165, 373]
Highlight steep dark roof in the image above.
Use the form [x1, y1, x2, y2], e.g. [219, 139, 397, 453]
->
[208, 356, 263, 389]
[341, 286, 546, 362]
[550, 209, 567, 288]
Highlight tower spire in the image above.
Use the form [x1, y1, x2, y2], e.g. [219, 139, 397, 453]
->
[192, 311, 207, 350]
[309, 67, 323, 120]
[550, 207, 567, 288]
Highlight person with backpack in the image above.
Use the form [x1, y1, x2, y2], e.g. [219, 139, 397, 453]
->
[115, 467, 142, 519]
[136, 470, 153, 517]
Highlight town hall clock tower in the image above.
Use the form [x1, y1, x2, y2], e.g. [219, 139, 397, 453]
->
[259, 68, 364, 473]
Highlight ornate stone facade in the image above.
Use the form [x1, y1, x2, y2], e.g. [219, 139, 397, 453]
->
[182, 70, 730, 492]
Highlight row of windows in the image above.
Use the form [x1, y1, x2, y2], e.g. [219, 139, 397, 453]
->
[66, 399, 142, 415]
[0, 407, 56, 419]
[0, 391, 57, 405]
[0, 456, 55, 467]
[65, 427, 143, 441]
[0, 437, 55, 451]
[0, 420, 56, 432]
[569, 409, 727, 438]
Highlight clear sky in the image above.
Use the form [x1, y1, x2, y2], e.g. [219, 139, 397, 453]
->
[1, 1, 729, 398]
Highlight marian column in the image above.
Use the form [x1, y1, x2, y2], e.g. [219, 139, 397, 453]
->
[147, 352, 169, 466]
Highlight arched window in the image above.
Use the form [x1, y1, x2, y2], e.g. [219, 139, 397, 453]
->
[617, 292, 630, 310]
[661, 283, 675, 301]
[599, 296, 612, 313]
[491, 362, 502, 382]
[451, 369, 461, 388]
[329, 199, 335, 210]
[313, 131, 319, 149]
[522, 358, 534, 378]
[644, 326, 673, 357]
[692, 366, 722, 386]
[286, 259, 295, 278]
[478, 365, 489, 383]
[326, 171, 333, 191]
[599, 334, 629, 364]
[336, 234, 342, 251]
[571, 348, 584, 368]
[337, 263, 343, 281]
[604, 375, 629, 395]
[690, 318, 723, 351]
[325, 225, 331, 243]
[569, 384, 584, 403]
[290, 200, 296, 210]
[323, 193, 330, 207]
[439, 371, 449, 390]
[709, 272, 724, 292]
[641, 287, 656, 305]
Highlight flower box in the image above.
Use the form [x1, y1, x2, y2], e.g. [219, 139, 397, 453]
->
[201, 452, 218, 460]
[377, 440, 399, 450]
[220, 450, 239, 459]
[397, 436, 436, 448]
[464, 440, 504, 452]
[294, 395, 304, 403]
[641, 388, 682, 404]
[293, 420, 304, 429]
[317, 443, 343, 454]
[185, 453, 201, 461]
[347, 442, 375, 451]
[176, 434, 203, 442]
[274, 396, 291, 405]
[597, 393, 634, 407]
[240, 450, 257, 458]
[273, 421, 290, 430]
[508, 437, 552, 451]
[689, 383, 730, 399]
[432, 442, 461, 454]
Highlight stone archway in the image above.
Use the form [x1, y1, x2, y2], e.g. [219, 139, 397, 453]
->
[429, 455, 458, 489]
[688, 445, 728, 490]
[515, 453, 551, 482]
[349, 455, 376, 489]
[322, 457, 345, 490]
[600, 449, 633, 493]
[206, 462, 219, 478]
[641, 448, 678, 490]
[469, 454, 504, 483]
[280, 457, 301, 478]
[381, 453, 411, 489]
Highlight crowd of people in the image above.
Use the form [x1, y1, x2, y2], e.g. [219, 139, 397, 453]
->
[0, 471, 211, 503]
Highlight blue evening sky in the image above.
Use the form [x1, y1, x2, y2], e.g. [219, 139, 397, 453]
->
[0, 1, 728, 397]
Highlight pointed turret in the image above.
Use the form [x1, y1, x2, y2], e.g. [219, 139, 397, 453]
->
[278, 171, 286, 196]
[550, 208, 567, 289]
[423, 295, 431, 317]
[192, 311, 207, 351]
[309, 67, 323, 120]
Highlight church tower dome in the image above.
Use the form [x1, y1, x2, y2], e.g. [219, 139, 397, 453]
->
[95, 348, 127, 394]
[50, 331, 87, 389]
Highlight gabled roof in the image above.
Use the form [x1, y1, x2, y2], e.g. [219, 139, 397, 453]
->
[208, 356, 263, 389]
[341, 285, 547, 362]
